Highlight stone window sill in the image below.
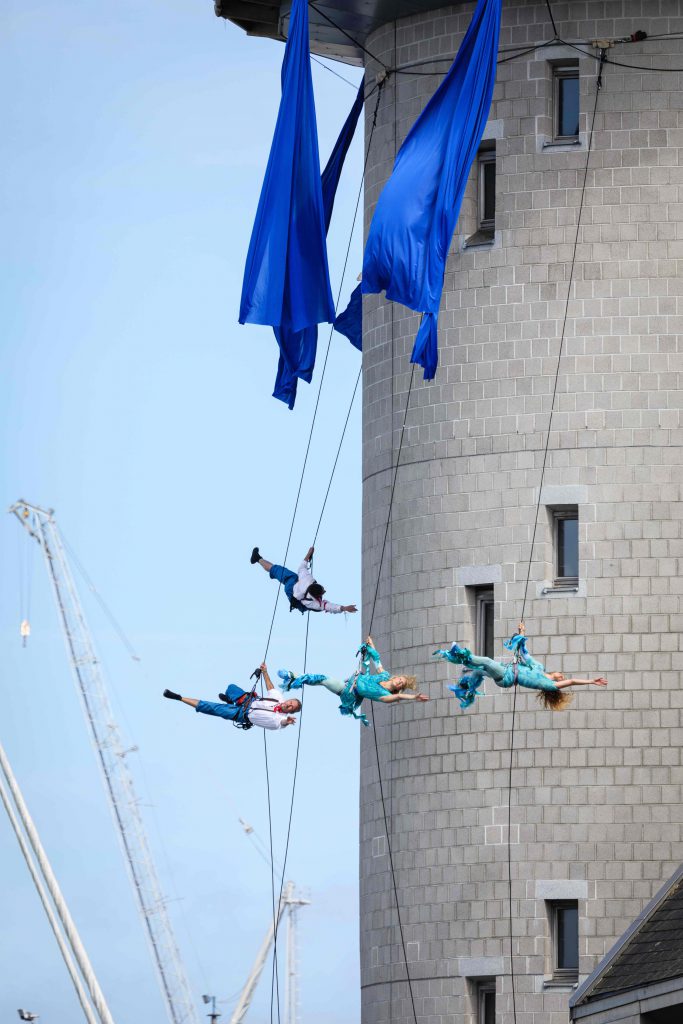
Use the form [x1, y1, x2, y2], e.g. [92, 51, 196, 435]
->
[464, 228, 495, 249]
[542, 138, 583, 151]
[541, 582, 579, 595]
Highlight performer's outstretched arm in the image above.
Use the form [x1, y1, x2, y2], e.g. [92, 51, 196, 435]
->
[378, 692, 430, 703]
[554, 676, 608, 690]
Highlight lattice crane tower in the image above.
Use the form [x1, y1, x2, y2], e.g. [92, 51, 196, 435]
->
[10, 500, 200, 1024]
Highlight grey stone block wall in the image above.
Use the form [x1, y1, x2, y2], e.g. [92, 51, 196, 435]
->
[360, 2, 683, 1022]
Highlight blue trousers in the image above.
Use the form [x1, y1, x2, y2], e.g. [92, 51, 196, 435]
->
[195, 686, 248, 721]
[269, 564, 298, 601]
[196, 700, 240, 721]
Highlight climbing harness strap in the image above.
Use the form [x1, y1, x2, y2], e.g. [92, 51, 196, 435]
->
[231, 688, 258, 730]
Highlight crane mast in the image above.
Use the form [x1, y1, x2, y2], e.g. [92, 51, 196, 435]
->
[10, 501, 200, 1024]
[229, 881, 309, 1024]
[0, 739, 115, 1024]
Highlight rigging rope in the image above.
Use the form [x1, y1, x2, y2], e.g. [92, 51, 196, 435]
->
[260, 80, 387, 1024]
[309, 1, 389, 71]
[365, 362, 419, 1024]
[544, 0, 559, 38]
[506, 47, 608, 1024]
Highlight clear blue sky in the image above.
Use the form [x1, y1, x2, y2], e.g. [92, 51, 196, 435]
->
[1, 2, 365, 1021]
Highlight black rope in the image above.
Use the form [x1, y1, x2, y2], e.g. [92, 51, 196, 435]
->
[263, 728, 281, 1024]
[395, 39, 557, 74]
[260, 80, 385, 666]
[544, 0, 559, 38]
[313, 366, 361, 544]
[270, 618, 308, 977]
[258, 80, 386, 1024]
[519, 49, 606, 624]
[311, 54, 361, 89]
[308, 1, 389, 70]
[580, 45, 683, 73]
[266, 83, 387, 993]
[366, 362, 419, 1024]
[506, 677, 519, 1024]
[506, 48, 608, 1024]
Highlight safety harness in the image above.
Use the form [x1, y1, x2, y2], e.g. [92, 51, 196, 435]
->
[228, 667, 262, 730]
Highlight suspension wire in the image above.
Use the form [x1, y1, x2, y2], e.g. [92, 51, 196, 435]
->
[391, 26, 681, 77]
[263, 727, 281, 1024]
[506, 48, 608, 1024]
[544, 0, 559, 38]
[259, 80, 387, 1024]
[270, 617, 309, 989]
[309, 1, 389, 71]
[563, 38, 683, 72]
[395, 39, 557, 74]
[311, 53, 362, 89]
[60, 531, 141, 662]
[363, 362, 419, 1024]
[313, 365, 362, 544]
[260, 78, 385, 665]
[265, 81, 386, 1016]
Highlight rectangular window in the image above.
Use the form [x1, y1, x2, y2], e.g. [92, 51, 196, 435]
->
[553, 64, 579, 141]
[478, 145, 496, 232]
[476, 588, 495, 659]
[552, 507, 579, 586]
[477, 979, 496, 1024]
[551, 901, 579, 982]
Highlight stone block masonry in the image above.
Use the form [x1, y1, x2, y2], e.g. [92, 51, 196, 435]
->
[360, 2, 683, 1021]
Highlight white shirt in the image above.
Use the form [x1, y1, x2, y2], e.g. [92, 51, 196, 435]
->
[292, 559, 343, 614]
[248, 689, 290, 731]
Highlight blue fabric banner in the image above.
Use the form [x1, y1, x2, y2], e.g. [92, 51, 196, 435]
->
[362, 0, 501, 379]
[239, 0, 335, 381]
[274, 77, 365, 408]
[333, 283, 362, 352]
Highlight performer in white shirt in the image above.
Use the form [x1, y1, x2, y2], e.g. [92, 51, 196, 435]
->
[163, 663, 300, 731]
[250, 544, 357, 615]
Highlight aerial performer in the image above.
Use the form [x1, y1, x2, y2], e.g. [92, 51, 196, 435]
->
[278, 636, 429, 726]
[434, 627, 608, 711]
[250, 544, 357, 615]
[163, 663, 301, 731]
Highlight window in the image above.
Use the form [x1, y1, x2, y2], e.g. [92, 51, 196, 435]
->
[477, 979, 496, 1024]
[550, 901, 579, 982]
[553, 64, 579, 141]
[476, 588, 495, 659]
[465, 144, 495, 247]
[478, 145, 496, 233]
[552, 507, 579, 586]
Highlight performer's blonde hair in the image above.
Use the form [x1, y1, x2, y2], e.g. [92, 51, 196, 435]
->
[391, 675, 417, 692]
[537, 689, 573, 711]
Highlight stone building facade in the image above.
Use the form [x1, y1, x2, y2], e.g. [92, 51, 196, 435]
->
[360, 2, 683, 1022]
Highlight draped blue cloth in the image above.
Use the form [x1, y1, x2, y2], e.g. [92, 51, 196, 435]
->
[239, 0, 335, 397]
[333, 283, 362, 351]
[362, 0, 501, 380]
[272, 78, 365, 407]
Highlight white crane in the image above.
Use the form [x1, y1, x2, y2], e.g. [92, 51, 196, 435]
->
[10, 500, 200, 1024]
[1, 739, 114, 1024]
[229, 881, 309, 1024]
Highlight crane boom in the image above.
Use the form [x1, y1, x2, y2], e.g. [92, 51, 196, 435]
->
[229, 882, 309, 1024]
[0, 741, 106, 1024]
[10, 501, 200, 1024]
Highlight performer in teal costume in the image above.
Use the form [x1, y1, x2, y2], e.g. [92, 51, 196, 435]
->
[279, 637, 429, 726]
[434, 628, 608, 710]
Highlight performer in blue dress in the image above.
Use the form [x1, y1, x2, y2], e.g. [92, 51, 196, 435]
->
[434, 627, 608, 710]
[278, 637, 429, 726]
